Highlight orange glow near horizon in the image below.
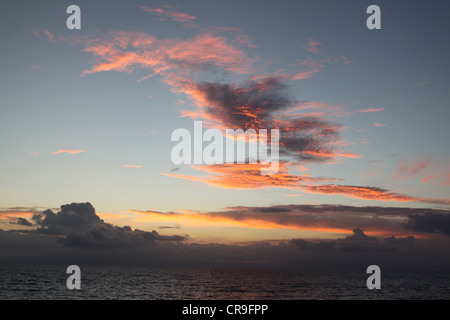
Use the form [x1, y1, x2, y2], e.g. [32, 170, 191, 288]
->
[126, 209, 426, 241]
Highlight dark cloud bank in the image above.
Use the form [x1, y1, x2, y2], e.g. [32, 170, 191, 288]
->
[1, 202, 449, 271]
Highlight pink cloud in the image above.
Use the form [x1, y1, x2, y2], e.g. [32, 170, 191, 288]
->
[33, 29, 65, 43]
[373, 123, 387, 127]
[358, 108, 384, 113]
[291, 57, 327, 81]
[416, 78, 430, 86]
[139, 5, 197, 24]
[341, 56, 352, 65]
[397, 159, 430, 176]
[51, 149, 85, 154]
[395, 158, 450, 187]
[304, 38, 322, 54]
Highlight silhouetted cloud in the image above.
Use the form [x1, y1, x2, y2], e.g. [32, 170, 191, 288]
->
[13, 217, 32, 226]
[1, 203, 449, 270]
[31, 203, 186, 248]
[291, 228, 413, 253]
[132, 204, 450, 237]
[402, 213, 450, 236]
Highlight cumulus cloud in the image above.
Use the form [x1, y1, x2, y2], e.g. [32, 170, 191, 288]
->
[31, 202, 186, 248]
[1, 203, 449, 270]
[291, 228, 419, 255]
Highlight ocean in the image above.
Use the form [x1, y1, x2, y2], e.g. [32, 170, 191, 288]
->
[0, 265, 449, 300]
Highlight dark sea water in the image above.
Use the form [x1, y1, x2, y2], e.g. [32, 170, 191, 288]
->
[0, 265, 448, 300]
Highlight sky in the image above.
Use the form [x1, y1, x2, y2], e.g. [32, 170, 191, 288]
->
[0, 0, 449, 269]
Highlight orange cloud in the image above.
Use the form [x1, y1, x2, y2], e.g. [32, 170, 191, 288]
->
[130, 204, 449, 237]
[422, 174, 437, 184]
[299, 184, 450, 205]
[299, 184, 417, 202]
[163, 162, 449, 205]
[51, 149, 85, 154]
[80, 30, 254, 77]
[163, 162, 340, 190]
[73, 28, 356, 166]
[373, 123, 387, 127]
[121, 164, 143, 168]
[301, 150, 362, 161]
[0, 210, 34, 222]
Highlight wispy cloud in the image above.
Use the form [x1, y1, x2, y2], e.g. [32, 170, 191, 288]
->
[304, 38, 322, 54]
[164, 163, 449, 205]
[80, 30, 254, 77]
[416, 78, 430, 86]
[121, 164, 143, 168]
[164, 162, 339, 190]
[292, 57, 326, 80]
[51, 149, 85, 154]
[139, 4, 197, 26]
[22, 65, 42, 70]
[341, 56, 352, 65]
[394, 158, 450, 187]
[358, 108, 384, 113]
[32, 29, 64, 43]
[373, 122, 387, 127]
[299, 184, 417, 202]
